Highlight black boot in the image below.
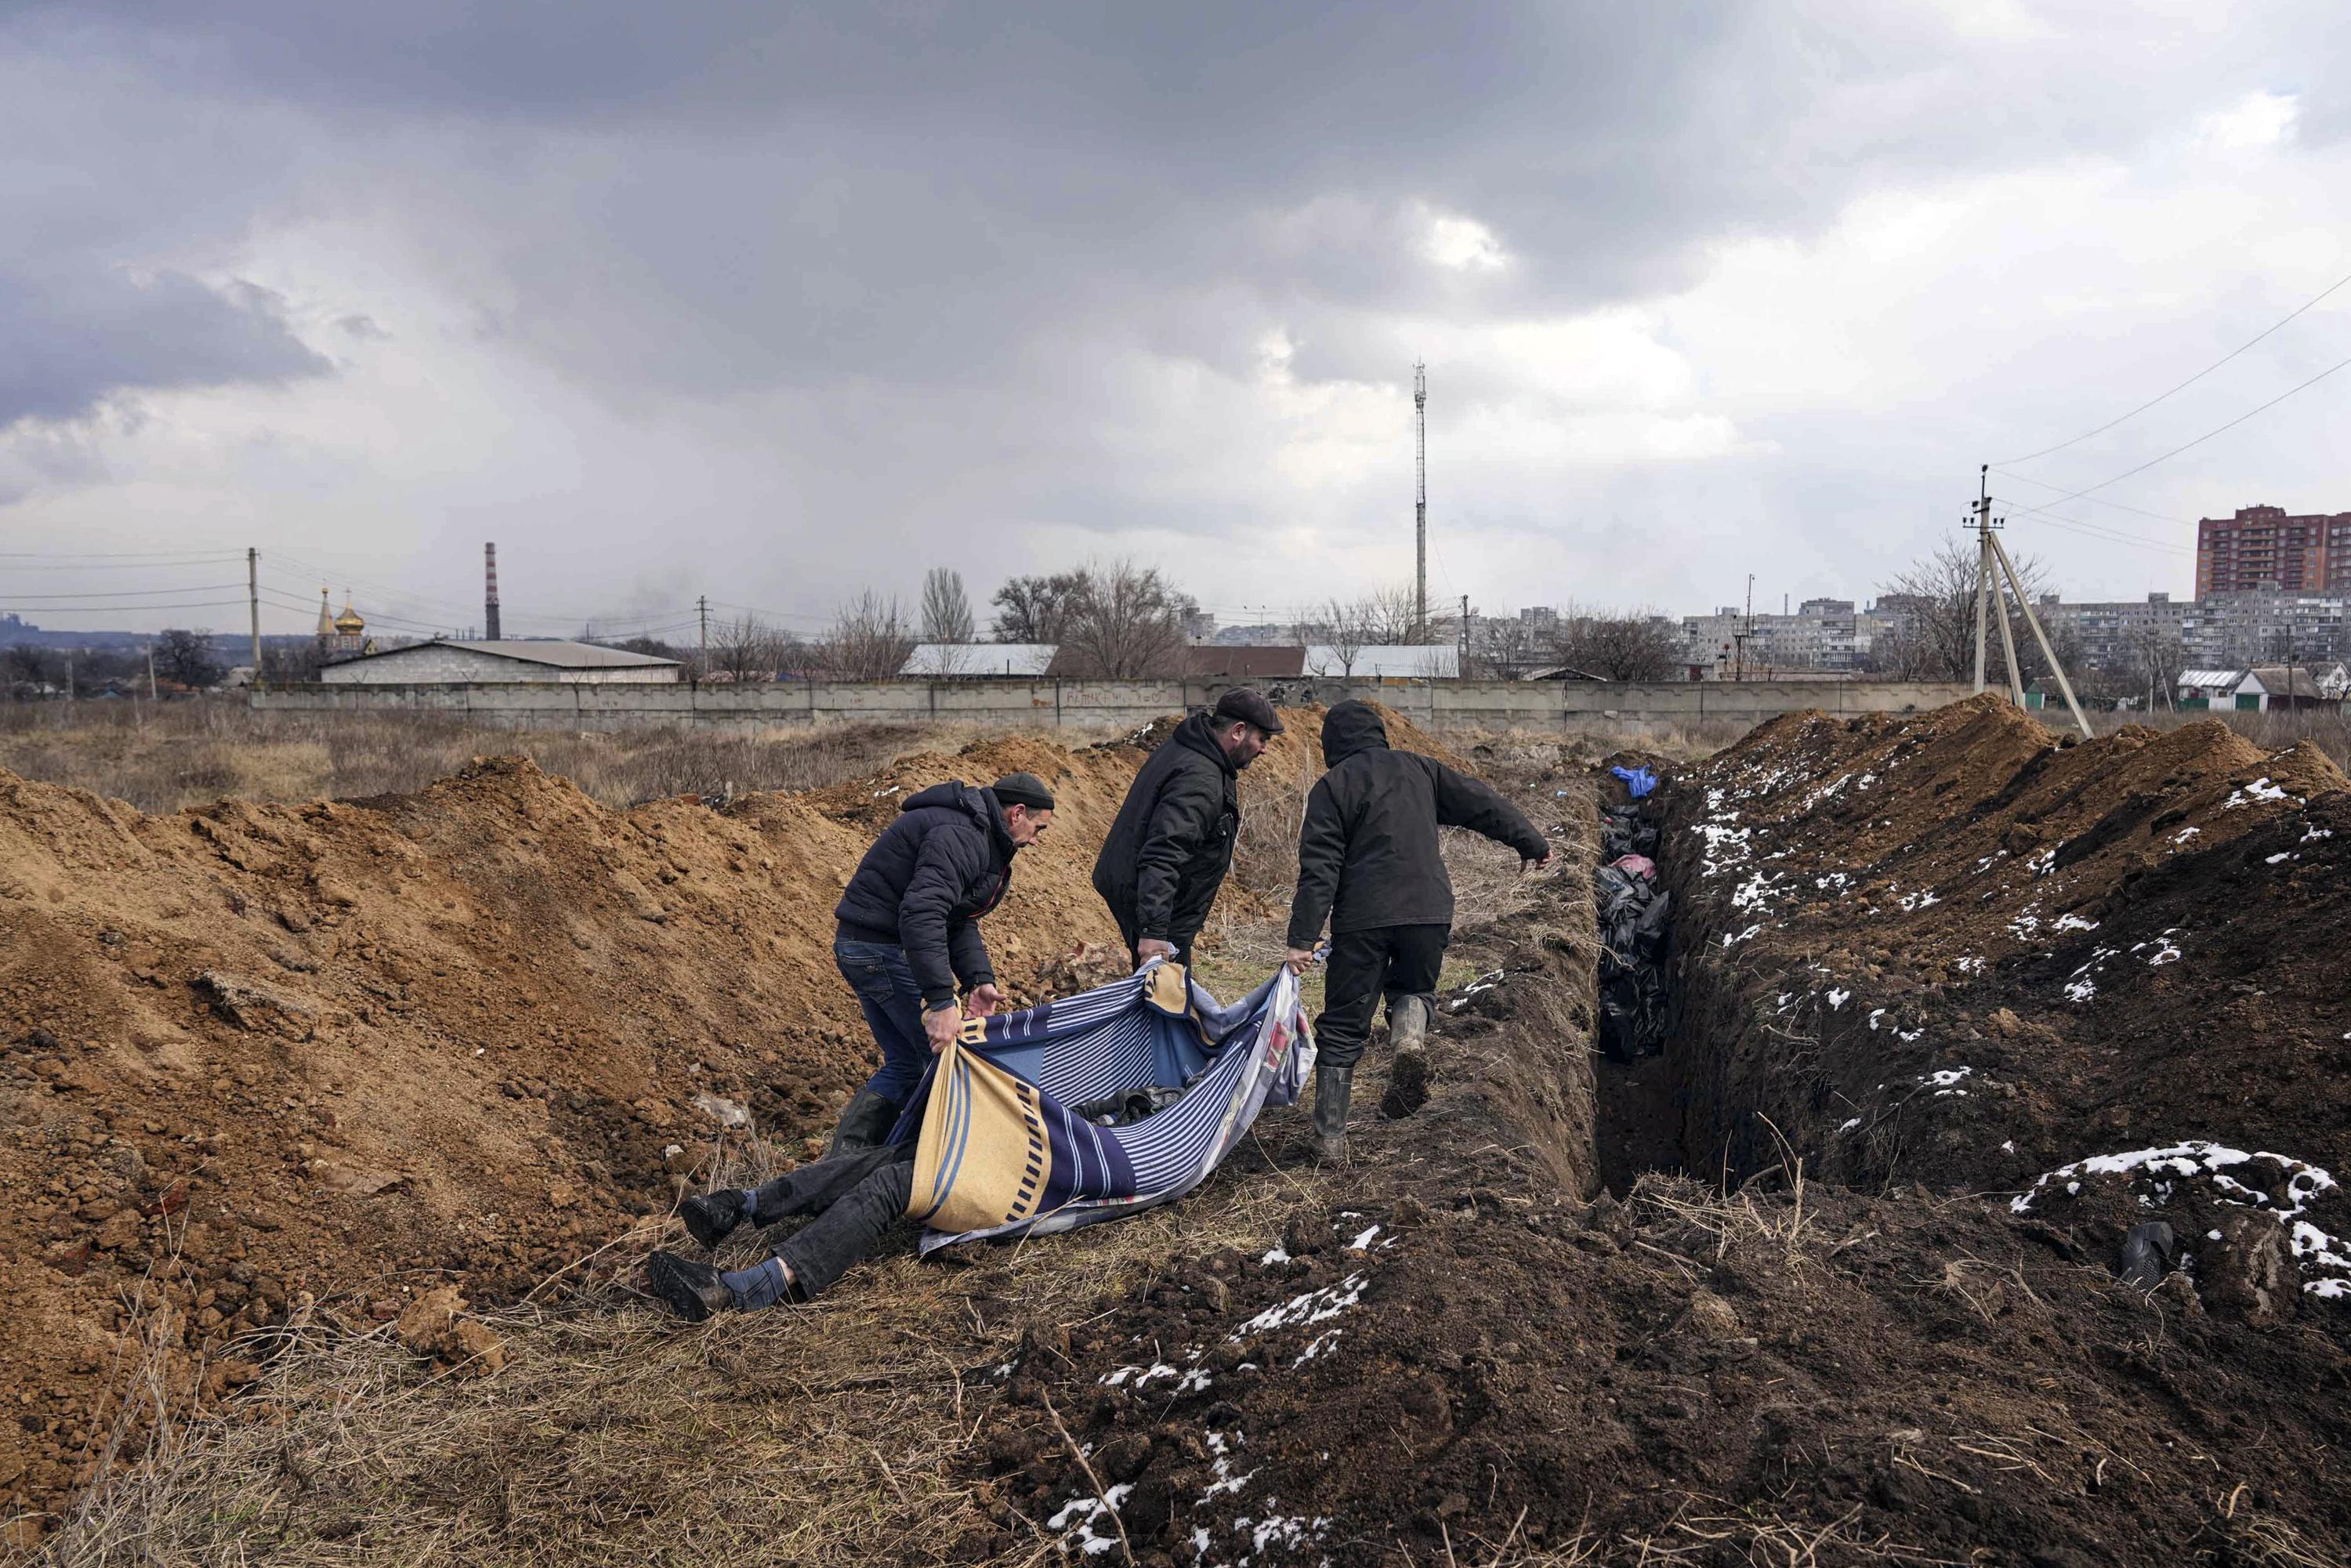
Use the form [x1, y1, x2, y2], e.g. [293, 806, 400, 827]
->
[679, 1187, 750, 1250]
[825, 1087, 900, 1157]
[647, 1251, 735, 1323]
[1313, 1066, 1354, 1164]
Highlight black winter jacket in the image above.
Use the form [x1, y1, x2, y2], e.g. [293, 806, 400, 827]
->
[834, 781, 1015, 1009]
[1286, 701, 1546, 946]
[1091, 711, 1240, 947]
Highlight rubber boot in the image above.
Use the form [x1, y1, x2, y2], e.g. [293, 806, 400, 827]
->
[824, 1087, 900, 1158]
[1380, 994, 1433, 1120]
[1313, 1066, 1354, 1164]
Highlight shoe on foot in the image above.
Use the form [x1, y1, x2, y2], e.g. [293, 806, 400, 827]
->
[1379, 1047, 1429, 1120]
[647, 1250, 735, 1323]
[679, 1188, 749, 1250]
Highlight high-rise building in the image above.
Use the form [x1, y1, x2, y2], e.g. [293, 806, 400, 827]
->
[2195, 505, 2351, 596]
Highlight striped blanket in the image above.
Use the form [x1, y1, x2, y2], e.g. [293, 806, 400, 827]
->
[899, 963, 1314, 1253]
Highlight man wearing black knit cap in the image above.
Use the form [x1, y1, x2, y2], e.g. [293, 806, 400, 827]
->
[1284, 702, 1548, 1162]
[1093, 687, 1282, 971]
[819, 770, 1056, 1155]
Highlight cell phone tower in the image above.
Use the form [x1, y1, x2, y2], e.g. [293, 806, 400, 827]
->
[1414, 361, 1428, 643]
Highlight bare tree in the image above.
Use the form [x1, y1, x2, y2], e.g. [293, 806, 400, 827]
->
[819, 592, 918, 681]
[1310, 596, 1371, 676]
[707, 615, 785, 682]
[1874, 541, 2060, 686]
[989, 571, 1089, 643]
[1056, 559, 1195, 679]
[1364, 583, 1422, 645]
[1465, 616, 1541, 679]
[1552, 604, 1683, 682]
[921, 567, 976, 644]
[153, 628, 224, 689]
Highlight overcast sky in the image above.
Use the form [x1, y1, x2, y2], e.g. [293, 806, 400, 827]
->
[5, 2, 2349, 639]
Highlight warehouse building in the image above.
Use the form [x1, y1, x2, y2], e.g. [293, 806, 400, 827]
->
[320, 639, 681, 685]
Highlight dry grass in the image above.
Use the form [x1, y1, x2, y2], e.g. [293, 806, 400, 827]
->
[0, 700, 1085, 813]
[28, 1114, 1328, 1567]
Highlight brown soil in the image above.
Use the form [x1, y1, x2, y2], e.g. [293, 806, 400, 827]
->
[0, 708, 1367, 1533]
[971, 703, 2351, 1567]
[15, 696, 2351, 1566]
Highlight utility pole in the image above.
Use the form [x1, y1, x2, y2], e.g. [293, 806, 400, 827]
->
[1458, 593, 1470, 670]
[63, 650, 73, 702]
[1972, 465, 1993, 694]
[1735, 573, 1755, 682]
[146, 642, 158, 701]
[1414, 363, 1429, 643]
[1988, 527, 2092, 741]
[247, 547, 263, 693]
[697, 596, 710, 679]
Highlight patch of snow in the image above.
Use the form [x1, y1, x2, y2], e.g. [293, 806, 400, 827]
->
[1826, 988, 1850, 1009]
[1049, 1483, 1134, 1556]
[1259, 1246, 1290, 1266]
[1227, 1273, 1368, 1344]
[1722, 924, 1762, 947]
[1345, 1225, 1380, 1251]
[2172, 825, 2201, 846]
[1838, 1117, 1861, 1133]
[2304, 826, 2334, 843]
[2052, 914, 2099, 933]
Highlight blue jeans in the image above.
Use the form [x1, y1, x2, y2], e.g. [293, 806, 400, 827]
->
[834, 940, 933, 1108]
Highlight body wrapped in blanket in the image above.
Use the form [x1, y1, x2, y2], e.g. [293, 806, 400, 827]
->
[644, 961, 1313, 1321]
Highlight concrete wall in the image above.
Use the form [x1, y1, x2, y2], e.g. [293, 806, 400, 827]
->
[254, 677, 1976, 733]
[321, 646, 679, 685]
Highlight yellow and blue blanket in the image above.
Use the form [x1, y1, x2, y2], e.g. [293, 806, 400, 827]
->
[899, 963, 1313, 1252]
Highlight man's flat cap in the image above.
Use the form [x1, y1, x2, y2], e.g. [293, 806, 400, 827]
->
[1212, 687, 1284, 735]
[991, 773, 1056, 811]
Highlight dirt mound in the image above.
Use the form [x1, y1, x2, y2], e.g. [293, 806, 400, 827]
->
[0, 700, 1394, 1531]
[1657, 697, 2351, 1259]
[0, 727, 1172, 1526]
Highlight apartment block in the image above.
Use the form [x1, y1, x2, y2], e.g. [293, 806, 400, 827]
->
[2195, 504, 2351, 596]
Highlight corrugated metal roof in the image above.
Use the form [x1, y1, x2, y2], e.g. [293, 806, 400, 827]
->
[900, 643, 1057, 676]
[1304, 644, 1459, 679]
[340, 639, 679, 669]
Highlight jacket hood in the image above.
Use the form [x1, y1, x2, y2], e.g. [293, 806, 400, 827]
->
[1172, 709, 1241, 775]
[1320, 700, 1389, 766]
[902, 780, 1016, 857]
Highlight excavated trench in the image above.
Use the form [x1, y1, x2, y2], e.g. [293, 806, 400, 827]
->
[1584, 770, 1798, 1196]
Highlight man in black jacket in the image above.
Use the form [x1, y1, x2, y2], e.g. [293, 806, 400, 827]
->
[1092, 687, 1282, 969]
[823, 772, 1056, 1153]
[1284, 701, 1547, 1161]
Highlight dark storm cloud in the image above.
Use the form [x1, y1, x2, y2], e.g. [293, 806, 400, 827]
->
[0, 266, 328, 428]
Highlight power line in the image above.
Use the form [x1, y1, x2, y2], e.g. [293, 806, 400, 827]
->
[1991, 501, 2197, 557]
[4, 583, 246, 599]
[1983, 471, 2197, 530]
[1999, 262, 2351, 465]
[2000, 351, 2351, 512]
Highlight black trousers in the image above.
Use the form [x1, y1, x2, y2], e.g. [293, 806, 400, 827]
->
[1313, 922, 1450, 1070]
[748, 1142, 918, 1298]
[1113, 911, 1195, 971]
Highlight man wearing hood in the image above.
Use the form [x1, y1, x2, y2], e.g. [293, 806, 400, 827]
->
[1092, 687, 1283, 970]
[821, 771, 1057, 1153]
[1284, 701, 1548, 1161]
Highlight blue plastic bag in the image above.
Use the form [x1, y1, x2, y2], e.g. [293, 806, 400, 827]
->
[1610, 764, 1658, 799]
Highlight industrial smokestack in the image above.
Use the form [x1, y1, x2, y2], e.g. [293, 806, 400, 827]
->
[484, 542, 501, 642]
